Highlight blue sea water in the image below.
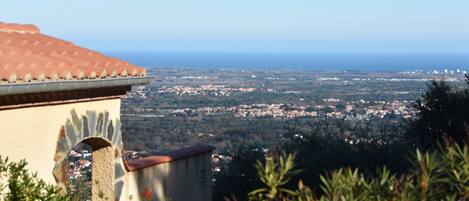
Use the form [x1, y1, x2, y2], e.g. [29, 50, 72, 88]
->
[108, 52, 469, 72]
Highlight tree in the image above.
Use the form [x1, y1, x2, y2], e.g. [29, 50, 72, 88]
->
[407, 76, 469, 150]
[213, 144, 266, 201]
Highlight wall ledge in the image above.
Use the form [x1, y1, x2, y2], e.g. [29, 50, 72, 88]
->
[125, 145, 215, 171]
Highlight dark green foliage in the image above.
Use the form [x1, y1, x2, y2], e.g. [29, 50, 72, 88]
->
[408, 75, 469, 150]
[290, 131, 412, 189]
[213, 144, 266, 201]
[334, 104, 345, 111]
[214, 119, 412, 200]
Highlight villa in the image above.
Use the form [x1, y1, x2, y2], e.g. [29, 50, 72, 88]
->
[0, 21, 213, 201]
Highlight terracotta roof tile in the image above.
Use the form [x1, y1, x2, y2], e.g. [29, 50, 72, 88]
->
[0, 22, 147, 84]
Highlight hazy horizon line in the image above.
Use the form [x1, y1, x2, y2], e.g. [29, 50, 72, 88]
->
[105, 50, 469, 55]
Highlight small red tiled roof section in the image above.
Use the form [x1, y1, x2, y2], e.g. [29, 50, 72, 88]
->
[125, 145, 215, 171]
[0, 22, 147, 84]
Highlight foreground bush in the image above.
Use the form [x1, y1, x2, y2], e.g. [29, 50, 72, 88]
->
[0, 156, 67, 201]
[246, 145, 469, 201]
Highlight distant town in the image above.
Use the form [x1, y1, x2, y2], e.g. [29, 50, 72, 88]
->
[120, 67, 467, 157]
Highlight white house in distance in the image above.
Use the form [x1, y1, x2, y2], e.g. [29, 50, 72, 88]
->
[0, 21, 214, 201]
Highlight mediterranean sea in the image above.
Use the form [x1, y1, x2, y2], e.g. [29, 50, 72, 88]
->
[109, 52, 469, 72]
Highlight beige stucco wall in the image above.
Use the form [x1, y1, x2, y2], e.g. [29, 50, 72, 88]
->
[0, 98, 213, 201]
[0, 99, 121, 183]
[124, 153, 213, 201]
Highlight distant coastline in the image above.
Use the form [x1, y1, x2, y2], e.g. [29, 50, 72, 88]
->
[108, 52, 469, 72]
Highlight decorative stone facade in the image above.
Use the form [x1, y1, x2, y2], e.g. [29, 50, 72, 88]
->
[52, 109, 126, 200]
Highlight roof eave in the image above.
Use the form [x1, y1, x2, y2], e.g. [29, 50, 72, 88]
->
[0, 76, 153, 96]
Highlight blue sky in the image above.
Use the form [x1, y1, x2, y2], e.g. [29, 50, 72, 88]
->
[1, 0, 468, 53]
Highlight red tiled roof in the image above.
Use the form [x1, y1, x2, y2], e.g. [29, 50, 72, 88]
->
[0, 22, 147, 84]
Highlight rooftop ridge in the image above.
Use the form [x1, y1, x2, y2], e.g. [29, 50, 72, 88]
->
[0, 22, 40, 34]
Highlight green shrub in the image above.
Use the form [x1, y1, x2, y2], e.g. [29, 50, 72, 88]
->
[0, 156, 68, 201]
[248, 154, 301, 200]
[247, 144, 469, 201]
